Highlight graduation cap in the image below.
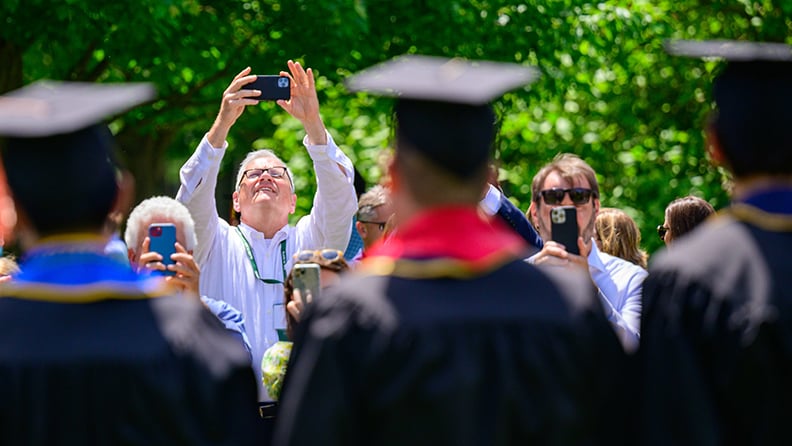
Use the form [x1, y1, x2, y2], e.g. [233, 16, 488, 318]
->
[0, 80, 154, 236]
[346, 55, 539, 178]
[666, 39, 792, 177]
[665, 39, 792, 61]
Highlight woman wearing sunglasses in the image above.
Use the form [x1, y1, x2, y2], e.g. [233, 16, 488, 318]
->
[658, 195, 715, 246]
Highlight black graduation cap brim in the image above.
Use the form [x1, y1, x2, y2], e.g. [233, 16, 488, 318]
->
[345, 55, 540, 105]
[666, 40, 792, 177]
[0, 80, 155, 137]
[346, 55, 540, 179]
[665, 39, 792, 61]
[0, 80, 154, 235]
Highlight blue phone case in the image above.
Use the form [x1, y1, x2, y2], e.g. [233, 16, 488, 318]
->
[148, 223, 177, 276]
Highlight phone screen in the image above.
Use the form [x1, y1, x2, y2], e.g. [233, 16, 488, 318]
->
[148, 223, 177, 276]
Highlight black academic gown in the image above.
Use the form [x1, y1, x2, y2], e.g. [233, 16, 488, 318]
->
[274, 208, 630, 446]
[640, 208, 792, 445]
[0, 248, 261, 445]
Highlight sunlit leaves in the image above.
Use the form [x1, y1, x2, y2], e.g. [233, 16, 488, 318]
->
[3, 0, 790, 251]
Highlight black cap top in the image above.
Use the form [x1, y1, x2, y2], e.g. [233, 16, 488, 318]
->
[666, 39, 792, 177]
[0, 80, 154, 236]
[346, 55, 539, 178]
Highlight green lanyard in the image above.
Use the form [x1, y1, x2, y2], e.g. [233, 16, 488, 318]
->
[234, 226, 288, 284]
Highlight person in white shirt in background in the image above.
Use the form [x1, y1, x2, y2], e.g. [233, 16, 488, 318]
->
[527, 153, 647, 352]
[176, 60, 357, 401]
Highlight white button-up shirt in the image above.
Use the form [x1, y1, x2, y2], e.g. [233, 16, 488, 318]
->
[177, 131, 356, 399]
[527, 240, 647, 352]
[587, 241, 647, 351]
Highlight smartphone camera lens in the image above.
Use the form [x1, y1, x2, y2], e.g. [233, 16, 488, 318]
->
[550, 208, 563, 224]
[278, 77, 289, 88]
[149, 226, 162, 237]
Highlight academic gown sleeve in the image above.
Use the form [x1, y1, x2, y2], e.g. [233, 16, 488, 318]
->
[0, 295, 262, 446]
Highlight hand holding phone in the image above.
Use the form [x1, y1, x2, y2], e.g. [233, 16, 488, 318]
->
[242, 75, 291, 101]
[147, 223, 177, 276]
[550, 206, 580, 255]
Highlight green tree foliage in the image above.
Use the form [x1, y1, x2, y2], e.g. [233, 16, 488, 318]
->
[2, 0, 790, 253]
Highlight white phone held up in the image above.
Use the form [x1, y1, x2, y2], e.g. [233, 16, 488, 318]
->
[293, 263, 322, 306]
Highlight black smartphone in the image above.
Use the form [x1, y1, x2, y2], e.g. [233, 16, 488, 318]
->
[242, 75, 291, 101]
[148, 223, 177, 276]
[550, 206, 580, 255]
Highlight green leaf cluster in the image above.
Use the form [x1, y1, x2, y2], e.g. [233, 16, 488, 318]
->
[2, 0, 790, 254]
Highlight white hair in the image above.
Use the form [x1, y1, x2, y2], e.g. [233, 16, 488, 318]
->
[124, 196, 198, 252]
[235, 149, 294, 192]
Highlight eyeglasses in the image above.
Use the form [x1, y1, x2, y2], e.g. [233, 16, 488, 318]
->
[358, 220, 387, 231]
[657, 225, 669, 240]
[294, 249, 344, 263]
[240, 166, 289, 184]
[539, 188, 596, 206]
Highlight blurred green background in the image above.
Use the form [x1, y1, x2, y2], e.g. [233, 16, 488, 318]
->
[3, 0, 791, 254]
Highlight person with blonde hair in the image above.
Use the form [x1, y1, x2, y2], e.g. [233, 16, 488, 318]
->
[595, 208, 648, 269]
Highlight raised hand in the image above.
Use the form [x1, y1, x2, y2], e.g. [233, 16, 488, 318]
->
[286, 288, 312, 323]
[207, 67, 261, 148]
[165, 242, 201, 297]
[136, 239, 201, 297]
[277, 60, 327, 145]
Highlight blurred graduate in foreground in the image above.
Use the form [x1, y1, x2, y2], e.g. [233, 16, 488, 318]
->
[274, 55, 630, 446]
[0, 81, 260, 445]
[639, 40, 792, 445]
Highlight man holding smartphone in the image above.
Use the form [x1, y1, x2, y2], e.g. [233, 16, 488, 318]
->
[526, 153, 647, 351]
[176, 60, 357, 404]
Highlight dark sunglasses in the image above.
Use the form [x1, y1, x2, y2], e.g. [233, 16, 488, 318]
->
[358, 220, 387, 231]
[657, 225, 669, 240]
[539, 188, 596, 206]
[294, 249, 344, 263]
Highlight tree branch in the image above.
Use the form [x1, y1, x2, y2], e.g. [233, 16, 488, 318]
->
[66, 40, 99, 80]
